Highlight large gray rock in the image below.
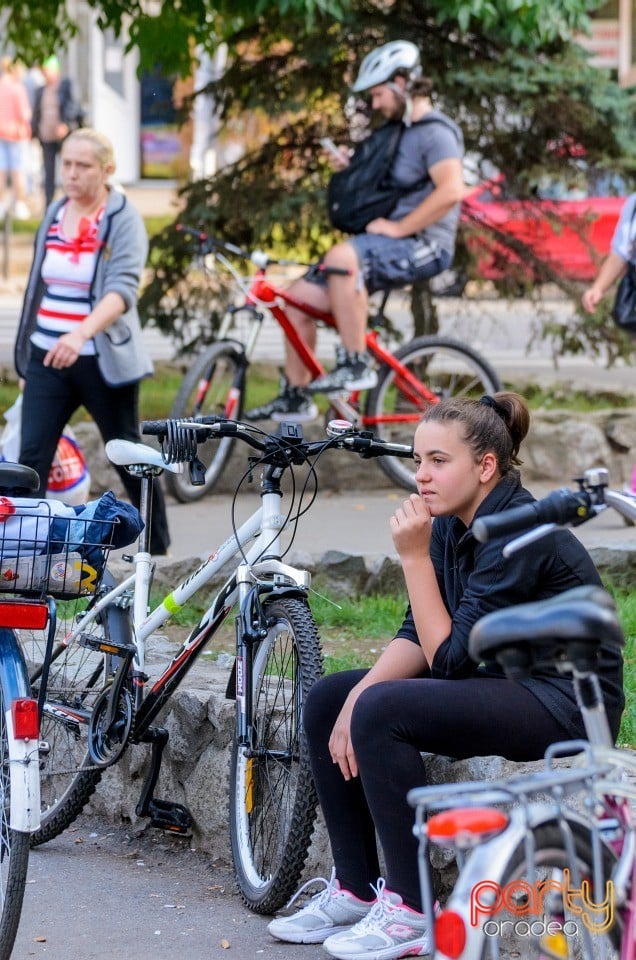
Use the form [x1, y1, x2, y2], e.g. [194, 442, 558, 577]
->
[521, 409, 636, 484]
[86, 655, 635, 897]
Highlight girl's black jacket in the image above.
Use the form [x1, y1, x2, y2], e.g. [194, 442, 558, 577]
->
[395, 470, 625, 740]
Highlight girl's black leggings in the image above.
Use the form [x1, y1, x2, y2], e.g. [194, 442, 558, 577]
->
[303, 668, 580, 910]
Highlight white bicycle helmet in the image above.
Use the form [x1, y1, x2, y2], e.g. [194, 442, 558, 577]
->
[352, 40, 421, 93]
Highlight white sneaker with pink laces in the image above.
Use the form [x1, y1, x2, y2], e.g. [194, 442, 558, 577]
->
[267, 868, 374, 944]
[322, 878, 438, 960]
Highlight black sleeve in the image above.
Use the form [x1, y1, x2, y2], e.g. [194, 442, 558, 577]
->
[430, 530, 600, 679]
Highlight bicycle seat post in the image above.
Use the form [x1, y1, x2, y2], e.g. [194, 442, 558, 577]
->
[573, 670, 614, 749]
[136, 469, 160, 555]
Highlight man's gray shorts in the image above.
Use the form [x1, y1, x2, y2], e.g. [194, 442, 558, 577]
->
[306, 233, 452, 294]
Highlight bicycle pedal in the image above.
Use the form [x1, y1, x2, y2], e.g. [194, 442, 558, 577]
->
[78, 633, 134, 658]
[147, 798, 193, 836]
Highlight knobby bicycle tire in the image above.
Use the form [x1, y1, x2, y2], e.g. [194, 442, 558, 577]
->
[478, 820, 622, 960]
[21, 584, 128, 846]
[164, 341, 246, 503]
[365, 335, 501, 491]
[0, 629, 32, 960]
[229, 597, 323, 914]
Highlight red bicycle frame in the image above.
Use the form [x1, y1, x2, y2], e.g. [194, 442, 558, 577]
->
[246, 271, 440, 421]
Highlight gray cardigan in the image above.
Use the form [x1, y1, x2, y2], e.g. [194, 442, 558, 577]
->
[15, 188, 153, 386]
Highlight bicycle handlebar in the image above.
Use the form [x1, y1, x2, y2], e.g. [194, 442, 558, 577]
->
[472, 488, 595, 543]
[473, 468, 636, 549]
[141, 417, 414, 464]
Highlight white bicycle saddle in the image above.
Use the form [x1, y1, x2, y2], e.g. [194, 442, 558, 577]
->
[105, 439, 184, 474]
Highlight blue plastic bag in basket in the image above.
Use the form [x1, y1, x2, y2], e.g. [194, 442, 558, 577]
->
[48, 491, 145, 565]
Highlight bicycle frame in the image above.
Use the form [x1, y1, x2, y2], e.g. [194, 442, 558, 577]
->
[48, 474, 309, 742]
[411, 740, 636, 960]
[215, 260, 442, 421]
[0, 624, 41, 832]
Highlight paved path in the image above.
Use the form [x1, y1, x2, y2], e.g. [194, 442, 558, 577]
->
[14, 815, 325, 960]
[162, 483, 635, 564]
[1, 289, 635, 400]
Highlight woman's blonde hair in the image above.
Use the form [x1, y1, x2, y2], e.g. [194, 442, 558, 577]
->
[64, 128, 116, 174]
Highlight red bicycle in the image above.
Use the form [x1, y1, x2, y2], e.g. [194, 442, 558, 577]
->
[166, 231, 501, 502]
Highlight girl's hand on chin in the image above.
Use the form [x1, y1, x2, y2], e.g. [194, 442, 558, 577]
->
[390, 493, 432, 557]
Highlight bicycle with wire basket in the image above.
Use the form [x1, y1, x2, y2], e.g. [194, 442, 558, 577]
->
[407, 468, 636, 960]
[164, 227, 501, 502]
[0, 461, 119, 960]
[17, 416, 413, 914]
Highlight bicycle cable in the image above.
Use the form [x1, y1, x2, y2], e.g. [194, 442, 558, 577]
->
[160, 417, 199, 466]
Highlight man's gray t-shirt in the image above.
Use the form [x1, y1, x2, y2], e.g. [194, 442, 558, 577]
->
[390, 109, 464, 255]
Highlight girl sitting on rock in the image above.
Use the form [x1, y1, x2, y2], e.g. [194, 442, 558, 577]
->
[267, 391, 624, 960]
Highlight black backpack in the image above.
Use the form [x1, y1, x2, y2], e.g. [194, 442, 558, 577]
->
[326, 115, 459, 235]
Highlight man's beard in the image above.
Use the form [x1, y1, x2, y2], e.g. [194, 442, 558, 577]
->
[385, 100, 406, 122]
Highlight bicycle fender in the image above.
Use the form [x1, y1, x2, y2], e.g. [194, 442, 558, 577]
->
[435, 804, 600, 959]
[0, 627, 41, 832]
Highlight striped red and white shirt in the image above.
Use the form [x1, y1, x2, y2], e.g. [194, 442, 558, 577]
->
[30, 202, 105, 356]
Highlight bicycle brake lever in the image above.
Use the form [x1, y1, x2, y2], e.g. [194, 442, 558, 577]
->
[502, 523, 557, 557]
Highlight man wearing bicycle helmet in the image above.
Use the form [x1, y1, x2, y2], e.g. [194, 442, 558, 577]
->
[245, 39, 465, 423]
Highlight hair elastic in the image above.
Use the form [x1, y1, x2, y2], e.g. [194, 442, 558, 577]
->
[479, 395, 507, 420]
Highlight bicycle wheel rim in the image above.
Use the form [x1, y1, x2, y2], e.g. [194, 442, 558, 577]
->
[165, 342, 245, 502]
[0, 674, 30, 959]
[229, 597, 323, 913]
[366, 336, 501, 491]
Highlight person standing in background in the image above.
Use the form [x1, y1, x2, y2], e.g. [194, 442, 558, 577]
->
[21, 64, 45, 202]
[0, 57, 32, 220]
[14, 128, 171, 554]
[581, 192, 636, 494]
[32, 56, 85, 209]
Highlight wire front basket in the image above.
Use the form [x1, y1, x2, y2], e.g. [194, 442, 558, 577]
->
[0, 501, 118, 600]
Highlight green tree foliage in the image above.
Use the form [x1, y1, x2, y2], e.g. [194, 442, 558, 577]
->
[139, 0, 636, 362]
[1, 0, 342, 76]
[6, 1, 634, 358]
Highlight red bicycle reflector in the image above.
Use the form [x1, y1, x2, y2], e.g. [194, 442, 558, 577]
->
[0, 602, 49, 630]
[12, 699, 39, 740]
[426, 807, 509, 848]
[435, 910, 466, 958]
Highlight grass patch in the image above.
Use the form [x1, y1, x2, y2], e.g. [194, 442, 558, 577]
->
[606, 584, 636, 748]
[0, 344, 631, 426]
[310, 591, 407, 674]
[9, 214, 173, 238]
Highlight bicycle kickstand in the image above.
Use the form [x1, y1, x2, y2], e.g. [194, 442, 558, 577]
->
[136, 726, 194, 836]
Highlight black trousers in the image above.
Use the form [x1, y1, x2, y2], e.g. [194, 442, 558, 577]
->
[20, 348, 170, 554]
[303, 668, 580, 910]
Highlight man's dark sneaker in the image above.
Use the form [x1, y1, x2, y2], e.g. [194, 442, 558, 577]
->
[244, 378, 318, 423]
[309, 346, 377, 394]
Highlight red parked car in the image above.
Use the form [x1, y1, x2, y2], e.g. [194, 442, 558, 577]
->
[460, 171, 627, 284]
